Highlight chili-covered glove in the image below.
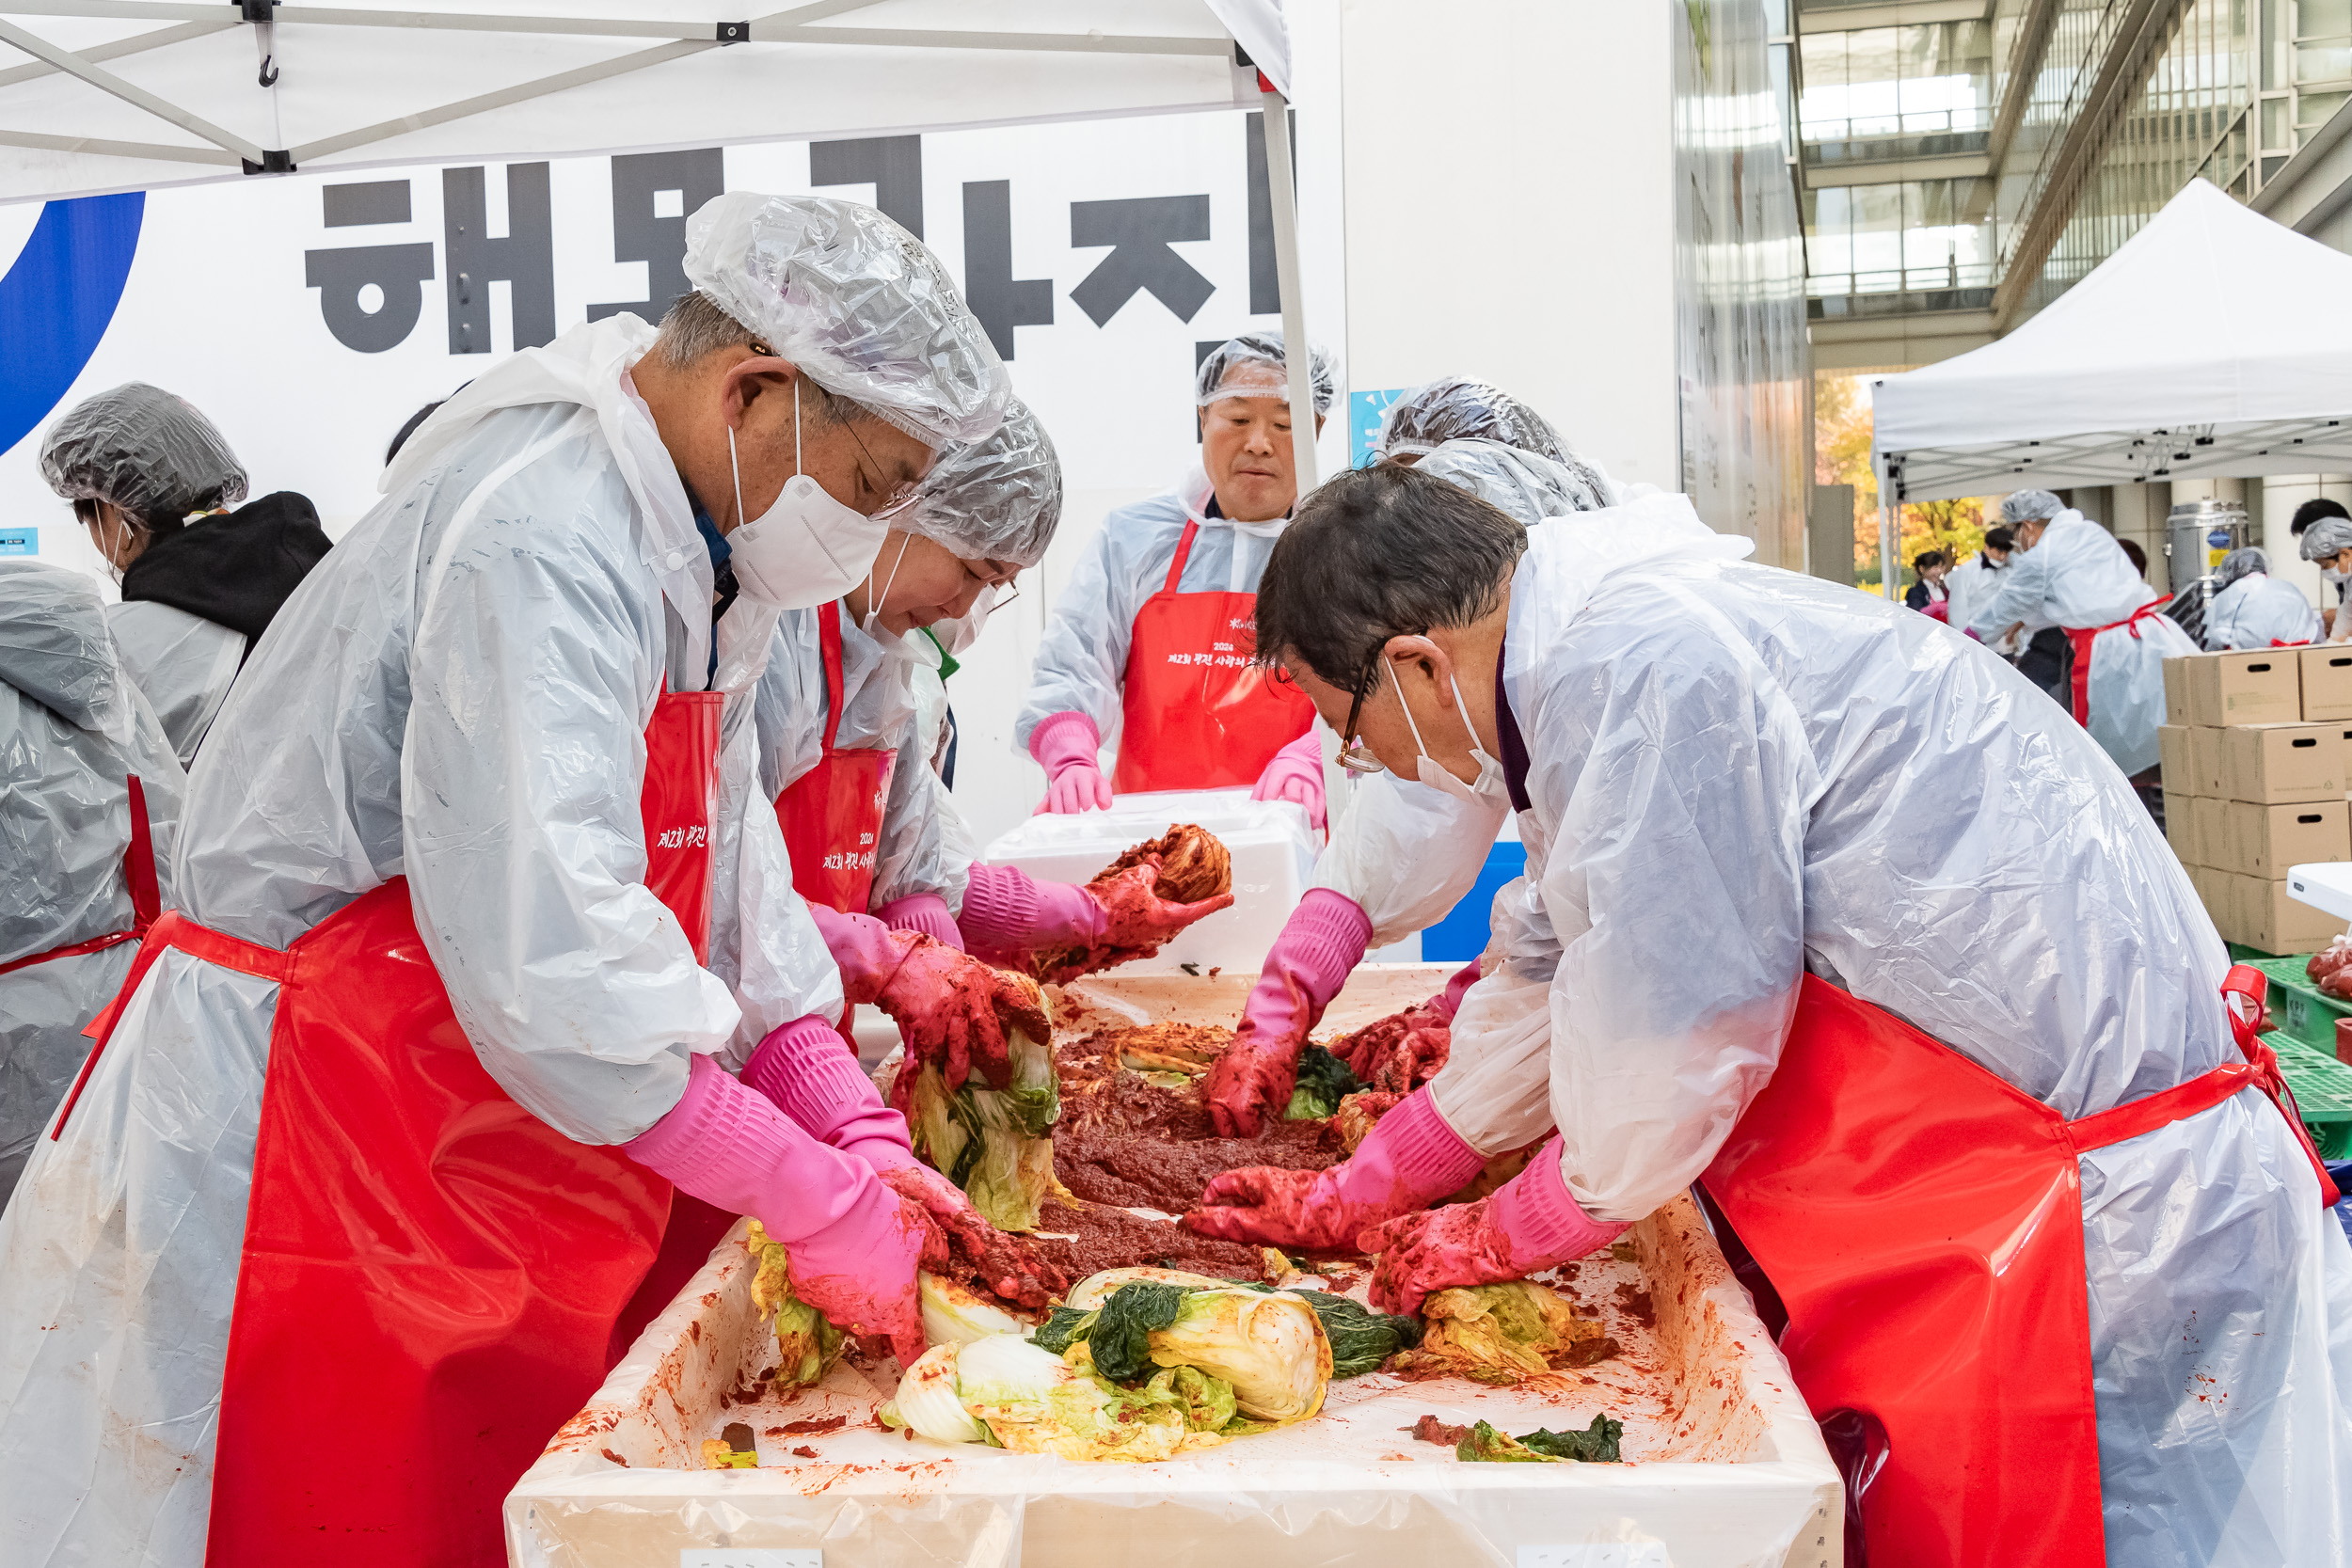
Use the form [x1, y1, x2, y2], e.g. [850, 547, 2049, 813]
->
[807, 902, 1051, 1094]
[1030, 711, 1111, 814]
[626, 1053, 938, 1364]
[1183, 1089, 1486, 1249]
[1249, 730, 1327, 830]
[879, 892, 964, 950]
[1204, 889, 1374, 1137]
[1360, 1135, 1625, 1315]
[957, 861, 1233, 974]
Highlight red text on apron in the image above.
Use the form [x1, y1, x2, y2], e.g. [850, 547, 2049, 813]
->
[776, 600, 897, 914]
[1703, 966, 2336, 1568]
[2062, 595, 2172, 728]
[57, 689, 721, 1568]
[0, 772, 158, 983]
[1111, 516, 1314, 794]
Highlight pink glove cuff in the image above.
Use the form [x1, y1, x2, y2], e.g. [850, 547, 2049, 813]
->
[960, 863, 1105, 959]
[1028, 711, 1101, 773]
[625, 1054, 869, 1243]
[1429, 960, 1481, 1023]
[1273, 888, 1375, 1012]
[1491, 1135, 1626, 1266]
[880, 893, 964, 951]
[808, 901, 919, 1006]
[1356, 1087, 1487, 1201]
[743, 1018, 921, 1180]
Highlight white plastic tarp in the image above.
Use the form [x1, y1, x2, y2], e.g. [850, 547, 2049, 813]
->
[1871, 179, 2352, 501]
[0, 0, 1290, 203]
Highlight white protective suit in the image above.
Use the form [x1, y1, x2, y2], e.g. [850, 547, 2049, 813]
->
[1413, 504, 2352, 1566]
[755, 607, 976, 913]
[1964, 509, 2196, 774]
[1942, 548, 2012, 654]
[1014, 468, 1283, 760]
[105, 598, 244, 764]
[0, 316, 843, 1567]
[2203, 572, 2322, 651]
[0, 563, 183, 1203]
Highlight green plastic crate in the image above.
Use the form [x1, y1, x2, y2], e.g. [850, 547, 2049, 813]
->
[2248, 955, 2350, 1053]
[2267, 1031, 2352, 1161]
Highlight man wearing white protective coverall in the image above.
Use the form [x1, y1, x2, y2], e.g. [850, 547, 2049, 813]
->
[0, 193, 1043, 1568]
[1188, 461, 2352, 1568]
[1966, 487, 2196, 774]
[1203, 428, 1633, 1134]
[2202, 546, 2321, 650]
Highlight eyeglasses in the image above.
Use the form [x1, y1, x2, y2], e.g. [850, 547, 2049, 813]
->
[1336, 654, 1388, 774]
[749, 338, 921, 517]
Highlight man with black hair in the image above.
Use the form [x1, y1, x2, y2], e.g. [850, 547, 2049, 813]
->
[2293, 497, 2352, 637]
[1186, 462, 2352, 1568]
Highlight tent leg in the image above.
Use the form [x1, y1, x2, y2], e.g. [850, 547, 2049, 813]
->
[1260, 83, 1318, 492]
[1877, 457, 1897, 601]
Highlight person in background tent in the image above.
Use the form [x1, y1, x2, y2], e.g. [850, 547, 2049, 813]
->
[2203, 546, 2322, 650]
[0, 562, 183, 1206]
[2292, 497, 2352, 637]
[0, 192, 1037, 1568]
[1967, 489, 2197, 780]
[1944, 526, 2015, 657]
[1189, 460, 2352, 1567]
[2300, 513, 2352, 644]
[1203, 433, 1630, 1135]
[1902, 549, 1949, 616]
[1016, 331, 1335, 823]
[40, 385, 331, 766]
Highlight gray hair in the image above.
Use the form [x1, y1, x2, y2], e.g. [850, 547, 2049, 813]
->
[2000, 488, 2064, 526]
[653, 291, 873, 427]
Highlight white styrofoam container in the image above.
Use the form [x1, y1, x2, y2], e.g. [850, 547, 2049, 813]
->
[977, 787, 1322, 975]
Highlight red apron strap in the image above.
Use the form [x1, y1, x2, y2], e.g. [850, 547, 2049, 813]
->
[1162, 518, 1200, 594]
[817, 599, 847, 754]
[2063, 596, 2175, 728]
[122, 772, 160, 932]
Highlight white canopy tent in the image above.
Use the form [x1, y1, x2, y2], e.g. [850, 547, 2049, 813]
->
[1868, 178, 2352, 594]
[0, 0, 1323, 480]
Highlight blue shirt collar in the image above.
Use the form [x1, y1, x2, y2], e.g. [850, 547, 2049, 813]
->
[693, 506, 732, 571]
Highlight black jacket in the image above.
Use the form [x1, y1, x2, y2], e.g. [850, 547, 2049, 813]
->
[119, 491, 332, 643]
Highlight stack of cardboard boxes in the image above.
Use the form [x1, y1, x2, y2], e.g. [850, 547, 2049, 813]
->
[2160, 647, 2352, 954]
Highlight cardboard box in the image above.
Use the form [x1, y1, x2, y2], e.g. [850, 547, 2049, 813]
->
[2158, 723, 2194, 785]
[2192, 795, 2231, 869]
[2177, 649, 2302, 727]
[2164, 656, 2193, 727]
[2222, 722, 2344, 803]
[2243, 876, 2347, 956]
[2162, 790, 2199, 863]
[2213, 799, 2352, 876]
[2192, 866, 2240, 944]
[2187, 724, 2231, 796]
[2301, 646, 2352, 722]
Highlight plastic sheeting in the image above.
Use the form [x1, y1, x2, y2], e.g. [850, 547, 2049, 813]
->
[38, 383, 246, 526]
[1413, 515, 2352, 1564]
[2203, 573, 2323, 651]
[105, 600, 245, 766]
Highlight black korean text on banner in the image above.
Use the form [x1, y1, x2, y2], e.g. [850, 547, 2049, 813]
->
[1069, 195, 1214, 325]
[587, 149, 725, 324]
[305, 181, 434, 354]
[961, 181, 1053, 359]
[809, 135, 924, 238]
[445, 164, 556, 354]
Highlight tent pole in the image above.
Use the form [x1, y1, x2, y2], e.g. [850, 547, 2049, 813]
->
[1259, 81, 1318, 493]
[1877, 455, 1897, 601]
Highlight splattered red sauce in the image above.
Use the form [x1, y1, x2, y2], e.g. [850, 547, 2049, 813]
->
[1025, 1200, 1265, 1282]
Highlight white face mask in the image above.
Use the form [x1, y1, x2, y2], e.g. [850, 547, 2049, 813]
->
[1390, 657, 1511, 815]
[936, 578, 1018, 657]
[2325, 565, 2348, 584]
[861, 534, 912, 636]
[724, 382, 890, 610]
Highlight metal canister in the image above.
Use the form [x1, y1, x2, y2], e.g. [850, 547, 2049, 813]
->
[2165, 498, 2249, 594]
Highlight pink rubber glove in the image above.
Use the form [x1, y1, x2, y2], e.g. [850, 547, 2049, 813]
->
[879, 892, 964, 951]
[739, 1020, 1061, 1307]
[1183, 1089, 1485, 1249]
[1030, 711, 1111, 814]
[1425, 959, 1481, 1024]
[625, 1053, 936, 1363]
[1203, 889, 1374, 1138]
[807, 902, 1052, 1095]
[1360, 1135, 1626, 1314]
[1249, 729, 1327, 830]
[958, 862, 1235, 977]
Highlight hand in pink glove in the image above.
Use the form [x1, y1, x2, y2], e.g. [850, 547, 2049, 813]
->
[1204, 888, 1373, 1137]
[1183, 1089, 1485, 1249]
[880, 892, 965, 950]
[1359, 1135, 1625, 1314]
[1030, 711, 1111, 814]
[626, 1053, 940, 1364]
[1426, 959, 1482, 1024]
[806, 903, 1052, 1096]
[1250, 730, 1327, 830]
[957, 861, 1233, 977]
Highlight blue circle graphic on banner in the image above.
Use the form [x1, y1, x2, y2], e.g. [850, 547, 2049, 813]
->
[0, 193, 145, 457]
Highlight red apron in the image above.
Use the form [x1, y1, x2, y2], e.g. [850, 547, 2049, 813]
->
[0, 773, 158, 981]
[1704, 966, 2338, 1568]
[776, 600, 897, 914]
[59, 689, 723, 1568]
[1112, 516, 1314, 794]
[2062, 596, 2172, 728]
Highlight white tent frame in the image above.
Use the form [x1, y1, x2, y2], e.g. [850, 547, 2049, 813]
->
[0, 0, 1319, 483]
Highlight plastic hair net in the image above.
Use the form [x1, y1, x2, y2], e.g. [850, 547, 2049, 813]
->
[2301, 516, 2352, 562]
[1195, 329, 1336, 414]
[2000, 488, 2065, 526]
[40, 383, 247, 526]
[2214, 547, 2266, 590]
[1374, 376, 1569, 465]
[899, 398, 1062, 568]
[1414, 436, 1616, 522]
[682, 192, 1009, 449]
